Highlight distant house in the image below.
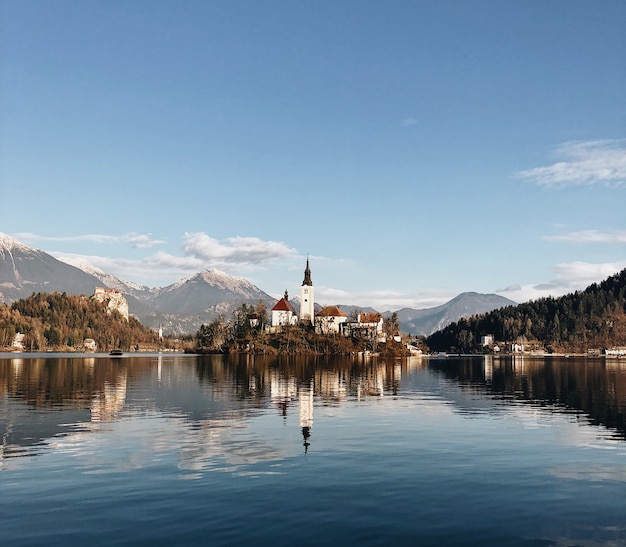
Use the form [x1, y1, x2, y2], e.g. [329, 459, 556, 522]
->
[481, 334, 494, 347]
[271, 291, 298, 329]
[344, 313, 384, 340]
[11, 332, 25, 349]
[83, 338, 97, 352]
[605, 347, 626, 357]
[315, 306, 348, 335]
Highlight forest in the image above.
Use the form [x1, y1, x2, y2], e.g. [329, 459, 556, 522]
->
[0, 292, 164, 351]
[426, 269, 626, 354]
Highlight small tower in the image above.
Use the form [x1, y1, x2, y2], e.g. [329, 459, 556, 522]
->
[299, 257, 314, 325]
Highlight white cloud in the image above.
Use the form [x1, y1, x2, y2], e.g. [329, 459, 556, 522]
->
[497, 260, 626, 303]
[551, 261, 626, 286]
[15, 232, 165, 249]
[315, 286, 456, 311]
[52, 251, 205, 287]
[402, 117, 418, 127]
[182, 232, 297, 265]
[49, 232, 300, 287]
[544, 229, 626, 244]
[516, 139, 626, 188]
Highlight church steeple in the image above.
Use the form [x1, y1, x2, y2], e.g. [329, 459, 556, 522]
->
[302, 257, 313, 286]
[299, 257, 314, 324]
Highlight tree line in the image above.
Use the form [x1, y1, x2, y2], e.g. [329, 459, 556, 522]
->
[426, 269, 626, 353]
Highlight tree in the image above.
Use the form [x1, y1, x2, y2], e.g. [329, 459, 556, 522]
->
[44, 327, 61, 347]
[196, 318, 230, 352]
[383, 312, 400, 338]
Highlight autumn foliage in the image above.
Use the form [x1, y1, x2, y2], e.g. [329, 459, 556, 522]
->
[0, 292, 161, 351]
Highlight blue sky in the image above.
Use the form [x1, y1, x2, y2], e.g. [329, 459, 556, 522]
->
[1, 1, 625, 310]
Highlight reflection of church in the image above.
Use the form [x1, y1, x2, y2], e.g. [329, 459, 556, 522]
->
[269, 370, 314, 452]
[299, 382, 313, 452]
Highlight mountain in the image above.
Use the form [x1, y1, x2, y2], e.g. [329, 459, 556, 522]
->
[153, 270, 270, 314]
[393, 292, 517, 336]
[426, 269, 626, 353]
[0, 234, 274, 335]
[0, 233, 515, 337]
[0, 234, 106, 304]
[141, 270, 274, 334]
[57, 255, 155, 298]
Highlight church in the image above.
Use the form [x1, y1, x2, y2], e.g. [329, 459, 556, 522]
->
[271, 258, 315, 328]
[269, 258, 383, 339]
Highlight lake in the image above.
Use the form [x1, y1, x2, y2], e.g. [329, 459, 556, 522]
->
[1, 353, 625, 546]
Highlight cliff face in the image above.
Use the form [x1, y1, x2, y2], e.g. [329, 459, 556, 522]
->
[93, 288, 129, 321]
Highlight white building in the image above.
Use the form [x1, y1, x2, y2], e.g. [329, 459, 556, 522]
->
[271, 291, 298, 328]
[315, 306, 348, 335]
[299, 258, 315, 325]
[605, 347, 626, 357]
[344, 313, 384, 340]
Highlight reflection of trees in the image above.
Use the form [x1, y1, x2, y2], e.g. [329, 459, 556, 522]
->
[429, 356, 626, 439]
[0, 354, 423, 461]
[0, 357, 135, 409]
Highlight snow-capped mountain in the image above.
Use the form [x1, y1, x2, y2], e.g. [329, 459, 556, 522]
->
[0, 233, 106, 304]
[151, 269, 273, 314]
[0, 233, 274, 334]
[56, 255, 156, 297]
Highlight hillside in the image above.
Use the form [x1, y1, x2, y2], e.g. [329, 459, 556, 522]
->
[426, 269, 626, 353]
[392, 292, 516, 335]
[0, 292, 162, 352]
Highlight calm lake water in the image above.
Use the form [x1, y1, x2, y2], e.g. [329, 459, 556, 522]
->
[1, 353, 626, 546]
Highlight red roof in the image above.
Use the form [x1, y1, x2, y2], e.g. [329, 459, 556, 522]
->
[317, 306, 347, 317]
[272, 297, 295, 313]
[360, 313, 382, 323]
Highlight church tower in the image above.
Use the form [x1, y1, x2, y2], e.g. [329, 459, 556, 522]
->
[299, 258, 314, 325]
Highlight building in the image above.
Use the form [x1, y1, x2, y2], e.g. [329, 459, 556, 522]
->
[11, 332, 25, 350]
[315, 305, 348, 335]
[83, 338, 97, 352]
[271, 290, 298, 328]
[605, 347, 626, 357]
[343, 313, 384, 340]
[299, 258, 315, 325]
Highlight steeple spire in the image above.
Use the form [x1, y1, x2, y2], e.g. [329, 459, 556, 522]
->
[299, 256, 314, 324]
[302, 257, 312, 286]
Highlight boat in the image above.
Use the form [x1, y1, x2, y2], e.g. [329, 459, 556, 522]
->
[110, 349, 123, 356]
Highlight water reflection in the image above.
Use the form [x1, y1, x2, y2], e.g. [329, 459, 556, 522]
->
[429, 355, 626, 438]
[1, 353, 626, 465]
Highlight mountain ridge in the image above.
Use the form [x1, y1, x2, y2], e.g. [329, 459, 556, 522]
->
[0, 233, 516, 335]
